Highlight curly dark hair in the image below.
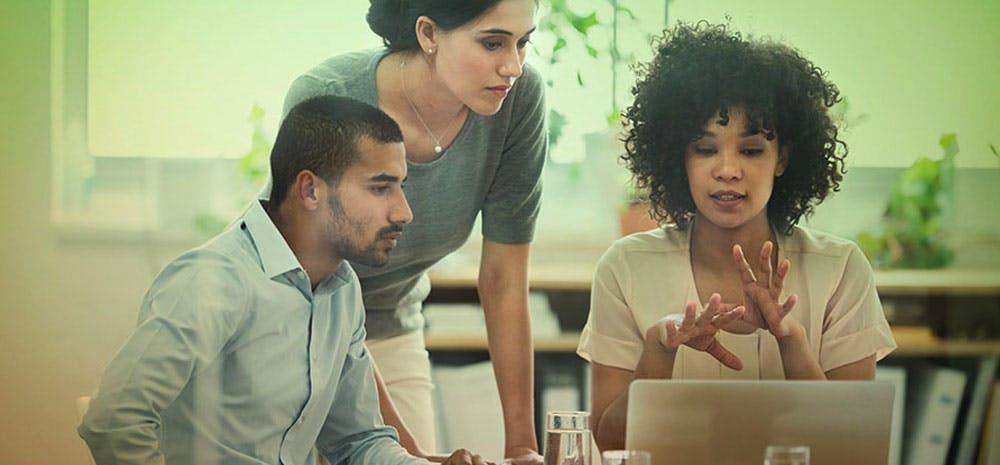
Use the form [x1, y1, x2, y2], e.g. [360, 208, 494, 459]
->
[621, 21, 846, 235]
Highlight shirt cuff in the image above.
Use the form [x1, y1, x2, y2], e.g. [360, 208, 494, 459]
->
[820, 323, 897, 372]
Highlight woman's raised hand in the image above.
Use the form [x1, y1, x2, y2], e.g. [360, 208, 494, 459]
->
[654, 293, 745, 370]
[732, 242, 800, 339]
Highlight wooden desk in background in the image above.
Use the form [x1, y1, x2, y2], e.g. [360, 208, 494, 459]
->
[428, 254, 1000, 352]
[425, 326, 1000, 356]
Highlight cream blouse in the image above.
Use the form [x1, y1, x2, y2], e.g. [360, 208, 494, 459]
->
[577, 225, 896, 379]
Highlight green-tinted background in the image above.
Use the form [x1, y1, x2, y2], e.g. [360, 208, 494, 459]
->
[1, 1, 998, 464]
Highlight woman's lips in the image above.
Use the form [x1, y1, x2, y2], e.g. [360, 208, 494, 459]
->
[710, 191, 745, 207]
[488, 86, 509, 98]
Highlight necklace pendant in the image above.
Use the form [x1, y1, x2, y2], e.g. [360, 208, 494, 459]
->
[434, 145, 443, 154]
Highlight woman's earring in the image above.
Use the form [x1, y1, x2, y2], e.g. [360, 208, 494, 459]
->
[427, 48, 435, 54]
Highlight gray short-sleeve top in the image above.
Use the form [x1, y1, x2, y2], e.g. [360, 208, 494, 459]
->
[282, 48, 546, 339]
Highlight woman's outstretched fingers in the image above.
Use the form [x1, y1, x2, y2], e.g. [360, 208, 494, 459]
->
[703, 293, 724, 319]
[774, 258, 791, 289]
[711, 305, 745, 327]
[781, 294, 798, 316]
[732, 244, 757, 283]
[705, 338, 744, 371]
[681, 301, 698, 330]
[663, 318, 680, 345]
[759, 241, 774, 284]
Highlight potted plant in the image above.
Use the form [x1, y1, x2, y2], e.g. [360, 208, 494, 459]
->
[856, 134, 959, 269]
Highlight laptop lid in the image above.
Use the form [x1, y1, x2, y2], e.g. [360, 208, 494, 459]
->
[625, 380, 894, 465]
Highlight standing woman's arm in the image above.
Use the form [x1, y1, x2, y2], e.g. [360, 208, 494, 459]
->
[372, 360, 449, 461]
[474, 63, 547, 463]
[478, 240, 541, 463]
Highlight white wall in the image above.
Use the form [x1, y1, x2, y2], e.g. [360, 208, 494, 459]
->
[1, 4, 172, 463]
[667, 0, 1000, 168]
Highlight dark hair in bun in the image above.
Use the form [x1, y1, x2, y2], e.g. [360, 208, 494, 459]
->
[367, 0, 504, 51]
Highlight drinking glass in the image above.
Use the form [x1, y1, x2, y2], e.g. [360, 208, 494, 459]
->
[601, 449, 651, 465]
[764, 445, 810, 465]
[543, 411, 591, 465]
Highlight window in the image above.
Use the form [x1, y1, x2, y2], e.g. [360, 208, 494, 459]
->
[50, 0, 378, 239]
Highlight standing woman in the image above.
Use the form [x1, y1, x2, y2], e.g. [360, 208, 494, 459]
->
[283, 1, 544, 462]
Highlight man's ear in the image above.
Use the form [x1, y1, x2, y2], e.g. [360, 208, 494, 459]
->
[414, 15, 439, 55]
[293, 170, 325, 211]
[775, 145, 791, 177]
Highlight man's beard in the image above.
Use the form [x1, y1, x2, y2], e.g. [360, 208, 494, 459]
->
[327, 195, 401, 267]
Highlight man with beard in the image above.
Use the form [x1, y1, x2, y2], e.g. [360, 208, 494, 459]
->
[79, 96, 490, 465]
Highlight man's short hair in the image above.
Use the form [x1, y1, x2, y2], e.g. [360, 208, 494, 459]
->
[269, 95, 403, 206]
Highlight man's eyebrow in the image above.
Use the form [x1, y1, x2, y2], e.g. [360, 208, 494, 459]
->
[370, 174, 400, 182]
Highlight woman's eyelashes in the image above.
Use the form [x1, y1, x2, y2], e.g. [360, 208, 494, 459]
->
[480, 36, 532, 51]
[691, 146, 766, 157]
[482, 38, 504, 50]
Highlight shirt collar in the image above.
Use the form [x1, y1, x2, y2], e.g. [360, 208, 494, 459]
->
[241, 200, 303, 280]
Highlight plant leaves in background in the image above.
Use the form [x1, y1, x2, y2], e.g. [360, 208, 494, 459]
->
[857, 133, 958, 269]
[569, 12, 599, 34]
[193, 104, 273, 238]
[548, 108, 567, 150]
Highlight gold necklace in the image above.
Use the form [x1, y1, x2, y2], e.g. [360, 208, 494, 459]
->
[400, 59, 463, 154]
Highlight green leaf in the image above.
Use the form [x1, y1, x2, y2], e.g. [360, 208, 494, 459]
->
[585, 44, 599, 58]
[939, 133, 959, 159]
[553, 37, 567, 53]
[577, 71, 584, 86]
[248, 103, 265, 123]
[239, 104, 273, 183]
[855, 231, 887, 268]
[548, 109, 567, 149]
[570, 12, 598, 34]
[990, 143, 998, 158]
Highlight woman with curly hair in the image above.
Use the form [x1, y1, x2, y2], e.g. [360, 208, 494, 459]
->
[576, 21, 897, 450]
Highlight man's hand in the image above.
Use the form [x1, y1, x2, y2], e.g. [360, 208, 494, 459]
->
[441, 448, 494, 465]
[503, 448, 543, 465]
[421, 452, 452, 463]
[651, 293, 745, 370]
[732, 242, 800, 339]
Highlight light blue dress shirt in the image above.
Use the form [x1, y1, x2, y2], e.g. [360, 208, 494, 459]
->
[79, 201, 427, 465]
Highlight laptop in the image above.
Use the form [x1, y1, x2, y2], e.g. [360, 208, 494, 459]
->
[625, 380, 894, 465]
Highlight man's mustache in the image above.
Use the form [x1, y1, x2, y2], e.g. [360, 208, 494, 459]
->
[378, 224, 404, 238]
